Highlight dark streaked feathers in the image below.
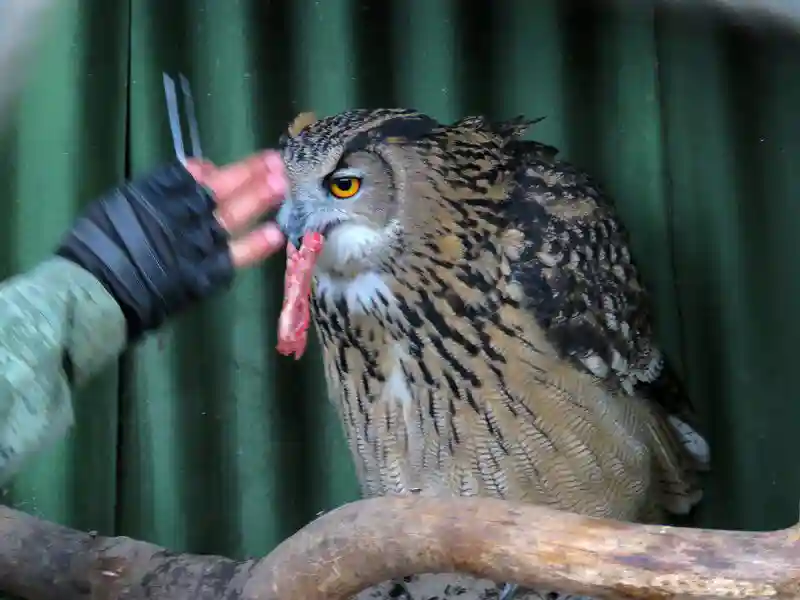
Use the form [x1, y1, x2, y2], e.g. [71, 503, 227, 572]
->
[280, 108, 708, 600]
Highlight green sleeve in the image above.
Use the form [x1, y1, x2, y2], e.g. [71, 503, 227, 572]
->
[0, 256, 126, 484]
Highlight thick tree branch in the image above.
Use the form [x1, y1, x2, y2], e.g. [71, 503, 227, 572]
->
[1, 497, 800, 600]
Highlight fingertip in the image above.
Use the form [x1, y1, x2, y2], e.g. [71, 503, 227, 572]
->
[261, 222, 286, 250]
[263, 153, 288, 194]
[230, 223, 287, 268]
[267, 174, 288, 198]
[262, 150, 285, 170]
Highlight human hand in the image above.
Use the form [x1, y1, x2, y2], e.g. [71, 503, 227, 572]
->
[185, 150, 288, 268]
[56, 152, 290, 341]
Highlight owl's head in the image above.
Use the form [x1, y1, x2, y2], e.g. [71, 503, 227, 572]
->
[276, 108, 440, 279]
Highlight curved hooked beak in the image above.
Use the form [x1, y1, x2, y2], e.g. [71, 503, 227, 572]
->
[276, 193, 349, 248]
[276, 195, 305, 249]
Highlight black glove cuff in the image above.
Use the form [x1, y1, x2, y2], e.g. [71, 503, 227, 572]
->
[56, 161, 234, 341]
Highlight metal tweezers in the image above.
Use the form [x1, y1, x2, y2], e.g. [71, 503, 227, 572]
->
[163, 72, 203, 164]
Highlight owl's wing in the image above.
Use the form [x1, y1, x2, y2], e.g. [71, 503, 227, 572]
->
[505, 141, 703, 440]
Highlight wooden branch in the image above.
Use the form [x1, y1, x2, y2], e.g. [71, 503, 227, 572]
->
[1, 497, 800, 600]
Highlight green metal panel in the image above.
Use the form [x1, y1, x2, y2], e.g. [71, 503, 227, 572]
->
[1, 0, 800, 564]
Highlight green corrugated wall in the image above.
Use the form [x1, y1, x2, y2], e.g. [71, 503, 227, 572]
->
[1, 0, 799, 562]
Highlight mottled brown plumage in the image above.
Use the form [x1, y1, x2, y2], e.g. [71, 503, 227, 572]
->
[276, 109, 709, 600]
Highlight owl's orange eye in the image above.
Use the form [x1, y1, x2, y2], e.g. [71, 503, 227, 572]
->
[328, 176, 362, 199]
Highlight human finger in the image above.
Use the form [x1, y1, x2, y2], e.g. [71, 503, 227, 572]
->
[203, 150, 286, 202]
[229, 221, 286, 268]
[215, 166, 287, 234]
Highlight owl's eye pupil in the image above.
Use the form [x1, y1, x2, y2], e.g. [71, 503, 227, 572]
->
[334, 178, 352, 191]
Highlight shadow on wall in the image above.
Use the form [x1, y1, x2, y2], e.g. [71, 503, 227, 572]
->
[0, 0, 798, 561]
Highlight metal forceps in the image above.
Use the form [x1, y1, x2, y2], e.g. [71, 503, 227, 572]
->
[163, 72, 203, 165]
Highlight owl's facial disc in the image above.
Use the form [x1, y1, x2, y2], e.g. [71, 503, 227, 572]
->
[277, 167, 389, 278]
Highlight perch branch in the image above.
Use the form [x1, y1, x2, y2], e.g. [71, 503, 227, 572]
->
[1, 497, 799, 600]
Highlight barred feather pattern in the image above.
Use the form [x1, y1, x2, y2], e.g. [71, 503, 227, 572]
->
[280, 109, 709, 600]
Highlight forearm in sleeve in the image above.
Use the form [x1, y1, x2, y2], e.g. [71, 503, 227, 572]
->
[0, 256, 126, 483]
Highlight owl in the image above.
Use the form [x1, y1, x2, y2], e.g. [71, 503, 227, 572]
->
[276, 108, 710, 600]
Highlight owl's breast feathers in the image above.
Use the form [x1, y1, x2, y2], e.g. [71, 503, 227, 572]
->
[309, 112, 708, 520]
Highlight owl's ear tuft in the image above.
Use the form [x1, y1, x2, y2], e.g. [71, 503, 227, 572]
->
[288, 112, 318, 137]
[492, 115, 546, 141]
[452, 116, 488, 130]
[452, 115, 546, 144]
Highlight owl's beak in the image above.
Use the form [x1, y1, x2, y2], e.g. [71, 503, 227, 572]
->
[285, 229, 303, 249]
[276, 192, 348, 248]
[275, 195, 305, 248]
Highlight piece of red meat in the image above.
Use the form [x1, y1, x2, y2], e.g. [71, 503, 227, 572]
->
[276, 232, 324, 359]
